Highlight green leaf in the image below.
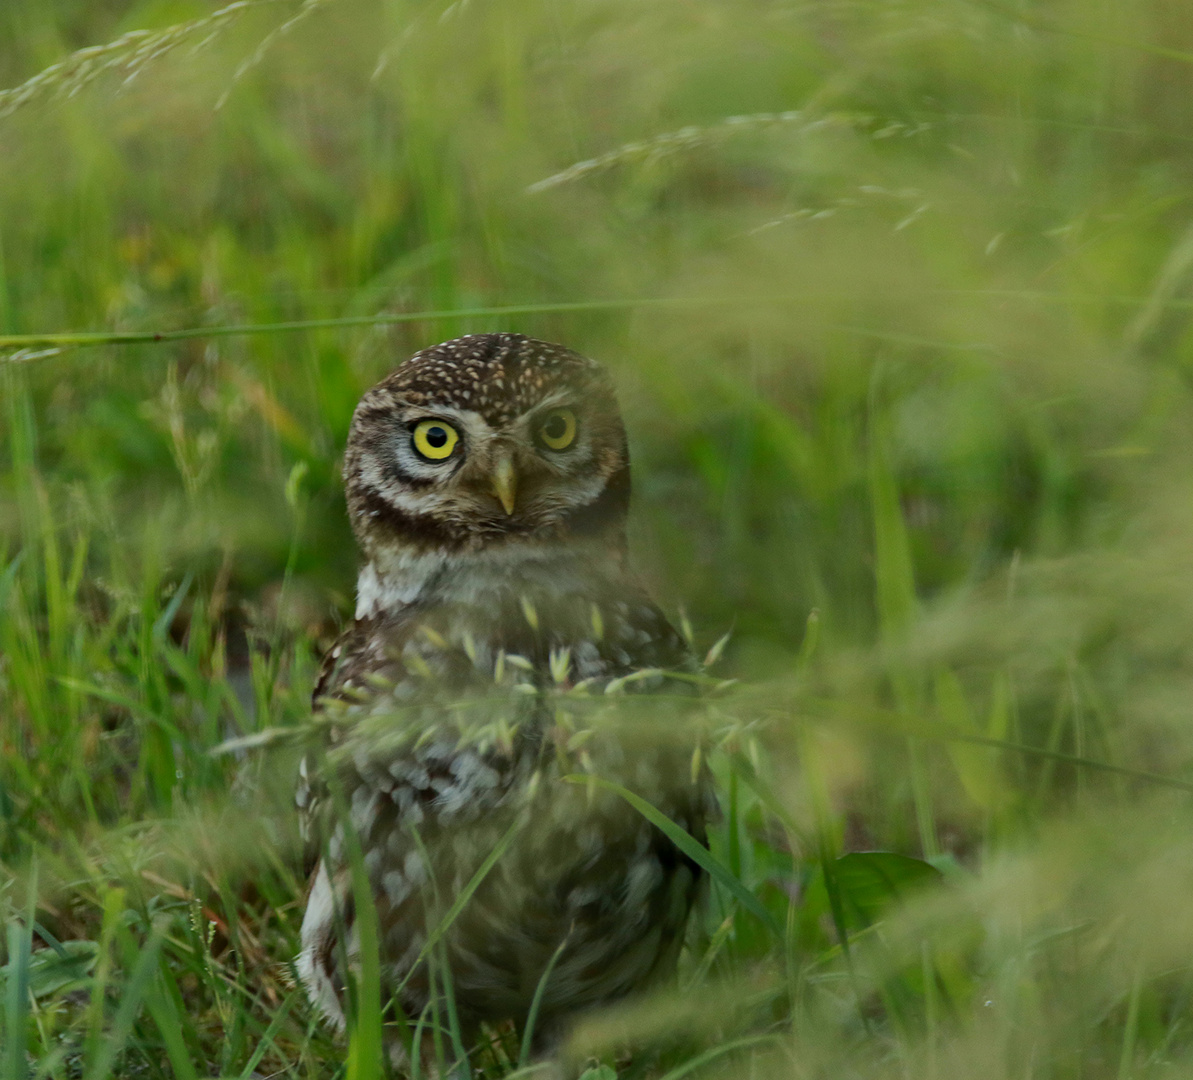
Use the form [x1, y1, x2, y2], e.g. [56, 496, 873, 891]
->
[560, 774, 782, 938]
[578, 1066, 618, 1080]
[1, 939, 98, 1000]
[833, 852, 943, 929]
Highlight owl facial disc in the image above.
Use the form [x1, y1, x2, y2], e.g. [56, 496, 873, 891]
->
[343, 333, 632, 556]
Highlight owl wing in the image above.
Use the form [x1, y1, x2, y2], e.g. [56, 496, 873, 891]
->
[297, 610, 423, 865]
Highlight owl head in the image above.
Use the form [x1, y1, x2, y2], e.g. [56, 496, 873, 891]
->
[343, 334, 631, 559]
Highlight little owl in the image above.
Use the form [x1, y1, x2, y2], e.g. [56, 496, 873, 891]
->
[296, 333, 712, 1065]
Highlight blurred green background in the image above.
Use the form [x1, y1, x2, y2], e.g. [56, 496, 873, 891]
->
[7, 0, 1193, 1076]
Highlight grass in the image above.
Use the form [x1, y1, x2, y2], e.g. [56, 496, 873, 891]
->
[6, 0, 1193, 1075]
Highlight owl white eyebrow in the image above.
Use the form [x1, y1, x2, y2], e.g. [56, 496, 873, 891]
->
[524, 389, 576, 417]
[405, 407, 493, 440]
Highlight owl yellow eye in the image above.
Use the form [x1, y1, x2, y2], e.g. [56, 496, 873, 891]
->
[412, 419, 460, 461]
[537, 409, 577, 451]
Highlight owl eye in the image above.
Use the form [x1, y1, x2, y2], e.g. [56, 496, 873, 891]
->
[537, 409, 577, 451]
[412, 419, 460, 461]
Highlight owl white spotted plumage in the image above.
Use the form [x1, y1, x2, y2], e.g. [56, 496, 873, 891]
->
[296, 333, 714, 1065]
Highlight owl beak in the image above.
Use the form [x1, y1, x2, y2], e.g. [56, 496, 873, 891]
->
[490, 455, 518, 515]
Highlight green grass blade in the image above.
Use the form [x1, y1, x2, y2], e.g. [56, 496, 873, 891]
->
[83, 917, 167, 1080]
[236, 989, 299, 1080]
[0, 299, 717, 353]
[140, 957, 198, 1080]
[395, 812, 525, 996]
[437, 942, 471, 1078]
[560, 775, 781, 937]
[343, 828, 383, 1080]
[3, 920, 32, 1080]
[653, 1034, 784, 1080]
[518, 931, 572, 1067]
[83, 889, 126, 1065]
[409, 1000, 434, 1080]
[822, 701, 1193, 793]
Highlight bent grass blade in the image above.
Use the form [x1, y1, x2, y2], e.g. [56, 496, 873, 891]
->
[559, 775, 782, 938]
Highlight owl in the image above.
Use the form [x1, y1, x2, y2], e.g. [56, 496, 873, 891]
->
[296, 333, 712, 1066]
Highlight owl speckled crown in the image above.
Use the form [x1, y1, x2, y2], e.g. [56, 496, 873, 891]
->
[377, 333, 601, 426]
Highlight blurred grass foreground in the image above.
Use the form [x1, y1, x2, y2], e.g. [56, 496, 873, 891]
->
[8, 0, 1193, 1076]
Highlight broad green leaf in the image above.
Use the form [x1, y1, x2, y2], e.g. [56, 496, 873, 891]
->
[578, 1066, 618, 1080]
[0, 940, 98, 1000]
[834, 852, 943, 928]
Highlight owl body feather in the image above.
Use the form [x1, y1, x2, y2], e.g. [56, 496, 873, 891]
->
[297, 335, 712, 1059]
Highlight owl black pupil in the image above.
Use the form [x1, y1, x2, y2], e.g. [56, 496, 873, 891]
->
[425, 427, 448, 448]
[544, 415, 567, 440]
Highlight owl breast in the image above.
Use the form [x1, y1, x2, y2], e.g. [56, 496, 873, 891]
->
[297, 556, 712, 1048]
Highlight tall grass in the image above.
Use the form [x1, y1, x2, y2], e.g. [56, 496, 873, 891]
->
[5, 0, 1193, 1075]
